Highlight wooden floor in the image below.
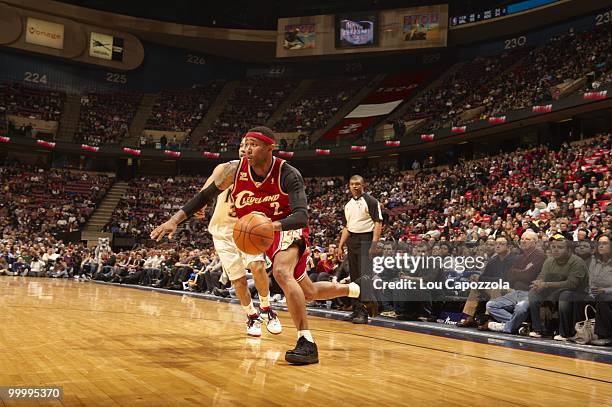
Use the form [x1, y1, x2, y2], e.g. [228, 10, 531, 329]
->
[0, 278, 611, 406]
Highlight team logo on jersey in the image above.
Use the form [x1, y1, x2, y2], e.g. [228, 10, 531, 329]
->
[234, 190, 280, 209]
[239, 172, 248, 181]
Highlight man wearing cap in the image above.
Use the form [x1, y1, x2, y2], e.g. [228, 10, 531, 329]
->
[527, 234, 589, 339]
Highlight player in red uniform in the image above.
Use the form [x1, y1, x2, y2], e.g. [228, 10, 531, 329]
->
[151, 126, 360, 365]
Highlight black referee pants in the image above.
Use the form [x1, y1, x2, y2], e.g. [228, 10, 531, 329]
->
[347, 231, 373, 302]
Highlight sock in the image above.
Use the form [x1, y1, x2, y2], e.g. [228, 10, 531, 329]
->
[298, 330, 314, 343]
[259, 295, 270, 310]
[348, 282, 360, 298]
[243, 301, 258, 317]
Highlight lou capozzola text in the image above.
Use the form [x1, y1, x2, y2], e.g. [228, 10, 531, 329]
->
[371, 254, 510, 291]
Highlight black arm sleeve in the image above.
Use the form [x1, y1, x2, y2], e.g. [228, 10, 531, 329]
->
[363, 193, 383, 223]
[279, 164, 308, 230]
[181, 183, 222, 218]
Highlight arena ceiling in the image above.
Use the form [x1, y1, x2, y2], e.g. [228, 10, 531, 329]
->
[57, 0, 511, 30]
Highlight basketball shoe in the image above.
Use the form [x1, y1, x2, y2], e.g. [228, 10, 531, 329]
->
[259, 306, 282, 335]
[285, 336, 319, 365]
[246, 314, 263, 337]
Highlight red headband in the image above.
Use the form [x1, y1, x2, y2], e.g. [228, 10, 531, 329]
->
[245, 131, 275, 145]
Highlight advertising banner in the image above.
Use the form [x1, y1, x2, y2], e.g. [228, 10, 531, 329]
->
[25, 18, 64, 49]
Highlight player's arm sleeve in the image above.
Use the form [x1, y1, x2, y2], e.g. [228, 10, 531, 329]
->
[179, 161, 237, 219]
[279, 165, 308, 230]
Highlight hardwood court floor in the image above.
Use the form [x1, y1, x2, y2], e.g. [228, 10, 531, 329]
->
[0, 277, 610, 407]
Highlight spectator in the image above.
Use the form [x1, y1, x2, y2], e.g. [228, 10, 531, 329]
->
[486, 231, 546, 333]
[528, 235, 589, 339]
[457, 236, 517, 330]
[591, 234, 612, 345]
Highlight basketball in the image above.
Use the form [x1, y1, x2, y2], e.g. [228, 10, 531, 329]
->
[233, 212, 275, 255]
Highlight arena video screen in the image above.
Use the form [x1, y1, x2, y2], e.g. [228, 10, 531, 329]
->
[335, 12, 378, 48]
[283, 24, 316, 50]
[403, 12, 442, 42]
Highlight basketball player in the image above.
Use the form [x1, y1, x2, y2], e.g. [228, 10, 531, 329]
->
[203, 138, 282, 338]
[151, 126, 361, 365]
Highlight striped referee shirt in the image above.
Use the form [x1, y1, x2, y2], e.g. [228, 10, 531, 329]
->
[344, 193, 383, 234]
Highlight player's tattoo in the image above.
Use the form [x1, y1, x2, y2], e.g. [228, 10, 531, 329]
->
[215, 161, 239, 190]
[169, 210, 187, 225]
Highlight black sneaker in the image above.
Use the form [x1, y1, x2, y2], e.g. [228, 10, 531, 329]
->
[352, 305, 369, 324]
[285, 336, 319, 365]
[342, 309, 358, 321]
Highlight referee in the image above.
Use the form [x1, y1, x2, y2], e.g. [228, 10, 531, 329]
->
[336, 175, 382, 324]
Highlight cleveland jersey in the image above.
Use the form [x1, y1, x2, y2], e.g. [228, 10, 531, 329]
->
[231, 157, 290, 221]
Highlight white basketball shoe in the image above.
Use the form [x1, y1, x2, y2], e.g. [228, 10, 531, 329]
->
[246, 314, 263, 337]
[260, 307, 282, 335]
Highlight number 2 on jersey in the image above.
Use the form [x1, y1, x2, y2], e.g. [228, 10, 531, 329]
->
[270, 202, 282, 216]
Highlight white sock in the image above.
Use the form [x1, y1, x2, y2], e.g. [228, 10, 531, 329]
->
[259, 295, 270, 309]
[242, 301, 258, 317]
[298, 330, 314, 343]
[348, 282, 360, 298]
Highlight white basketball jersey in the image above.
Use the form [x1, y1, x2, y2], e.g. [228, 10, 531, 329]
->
[208, 188, 237, 238]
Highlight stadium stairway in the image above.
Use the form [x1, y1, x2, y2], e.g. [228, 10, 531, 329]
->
[123, 93, 157, 147]
[83, 180, 129, 232]
[266, 78, 316, 129]
[380, 64, 460, 136]
[189, 80, 241, 146]
[310, 73, 387, 145]
[56, 92, 81, 141]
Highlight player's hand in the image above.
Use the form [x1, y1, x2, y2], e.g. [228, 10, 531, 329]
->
[150, 220, 178, 241]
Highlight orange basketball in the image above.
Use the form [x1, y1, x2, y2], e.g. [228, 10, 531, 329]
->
[233, 212, 275, 255]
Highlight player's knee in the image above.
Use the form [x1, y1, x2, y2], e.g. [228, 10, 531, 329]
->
[248, 260, 266, 275]
[302, 285, 316, 302]
[232, 276, 248, 291]
[272, 265, 292, 286]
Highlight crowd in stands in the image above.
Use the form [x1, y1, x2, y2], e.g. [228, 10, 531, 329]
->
[403, 25, 611, 135]
[145, 83, 223, 137]
[0, 111, 6, 133]
[461, 25, 612, 125]
[405, 48, 530, 133]
[75, 92, 142, 146]
[273, 75, 371, 135]
[0, 163, 112, 235]
[204, 78, 297, 151]
[103, 175, 210, 248]
[0, 83, 64, 122]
